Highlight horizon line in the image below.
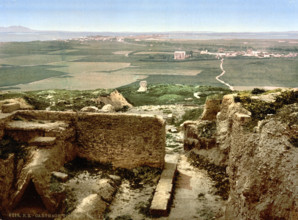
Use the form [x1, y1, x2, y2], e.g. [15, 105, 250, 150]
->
[1, 26, 298, 34]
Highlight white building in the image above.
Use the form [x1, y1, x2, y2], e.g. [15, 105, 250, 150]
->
[174, 51, 186, 60]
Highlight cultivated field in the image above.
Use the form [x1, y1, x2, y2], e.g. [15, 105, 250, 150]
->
[0, 38, 297, 91]
[223, 57, 298, 88]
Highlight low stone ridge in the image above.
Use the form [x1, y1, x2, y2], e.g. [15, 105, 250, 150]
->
[0, 98, 33, 112]
[150, 162, 177, 216]
[6, 120, 68, 132]
[29, 136, 56, 146]
[5, 119, 72, 142]
[1, 103, 20, 113]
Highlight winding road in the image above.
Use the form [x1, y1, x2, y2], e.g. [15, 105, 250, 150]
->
[216, 58, 234, 91]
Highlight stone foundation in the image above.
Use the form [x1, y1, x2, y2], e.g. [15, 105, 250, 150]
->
[0, 110, 166, 215]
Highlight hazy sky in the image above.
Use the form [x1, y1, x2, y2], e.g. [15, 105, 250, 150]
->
[1, 0, 297, 32]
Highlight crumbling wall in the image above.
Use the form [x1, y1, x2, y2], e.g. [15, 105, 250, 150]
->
[183, 95, 227, 166]
[0, 110, 166, 215]
[0, 154, 15, 213]
[76, 113, 166, 169]
[185, 93, 297, 219]
[2, 110, 165, 170]
[223, 102, 298, 220]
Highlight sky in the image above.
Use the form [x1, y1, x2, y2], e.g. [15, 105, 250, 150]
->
[0, 0, 297, 32]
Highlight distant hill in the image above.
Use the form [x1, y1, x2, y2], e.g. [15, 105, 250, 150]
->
[0, 26, 36, 32]
[0, 25, 298, 42]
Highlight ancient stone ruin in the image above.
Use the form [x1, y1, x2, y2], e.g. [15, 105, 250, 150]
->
[0, 109, 165, 218]
[0, 89, 297, 219]
[183, 91, 298, 219]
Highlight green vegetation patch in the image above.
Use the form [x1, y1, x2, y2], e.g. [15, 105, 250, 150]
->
[0, 89, 112, 111]
[188, 151, 229, 200]
[118, 84, 230, 106]
[0, 85, 229, 112]
[234, 90, 298, 121]
[176, 108, 204, 126]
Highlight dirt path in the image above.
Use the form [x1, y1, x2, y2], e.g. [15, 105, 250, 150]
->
[157, 154, 225, 220]
[159, 126, 225, 220]
[215, 58, 234, 91]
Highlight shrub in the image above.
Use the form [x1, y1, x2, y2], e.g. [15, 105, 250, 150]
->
[251, 88, 266, 94]
[234, 90, 298, 121]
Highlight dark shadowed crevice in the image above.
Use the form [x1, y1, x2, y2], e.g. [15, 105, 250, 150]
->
[13, 180, 50, 216]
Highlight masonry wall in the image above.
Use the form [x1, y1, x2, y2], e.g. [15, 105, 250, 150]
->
[76, 113, 166, 169]
[8, 111, 166, 169]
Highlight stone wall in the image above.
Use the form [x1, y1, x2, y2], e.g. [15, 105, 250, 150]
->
[76, 113, 165, 169]
[0, 110, 165, 214]
[3, 110, 166, 169]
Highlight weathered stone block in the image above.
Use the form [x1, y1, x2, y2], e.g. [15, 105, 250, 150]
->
[150, 162, 177, 216]
[29, 136, 56, 146]
[2, 103, 20, 113]
[52, 171, 68, 182]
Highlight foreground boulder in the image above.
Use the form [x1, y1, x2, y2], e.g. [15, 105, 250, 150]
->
[96, 90, 132, 111]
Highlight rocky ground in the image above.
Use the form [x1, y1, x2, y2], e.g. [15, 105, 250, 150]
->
[101, 105, 226, 219]
[39, 104, 225, 220]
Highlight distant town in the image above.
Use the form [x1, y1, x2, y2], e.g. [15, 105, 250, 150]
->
[206, 48, 298, 59]
[66, 35, 298, 59]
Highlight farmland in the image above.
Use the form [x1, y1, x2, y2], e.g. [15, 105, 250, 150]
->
[0, 38, 297, 91]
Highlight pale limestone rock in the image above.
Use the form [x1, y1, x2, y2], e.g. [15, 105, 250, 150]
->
[52, 171, 68, 182]
[101, 104, 115, 113]
[29, 136, 56, 146]
[97, 90, 132, 110]
[201, 98, 222, 121]
[137, 80, 148, 92]
[80, 106, 99, 112]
